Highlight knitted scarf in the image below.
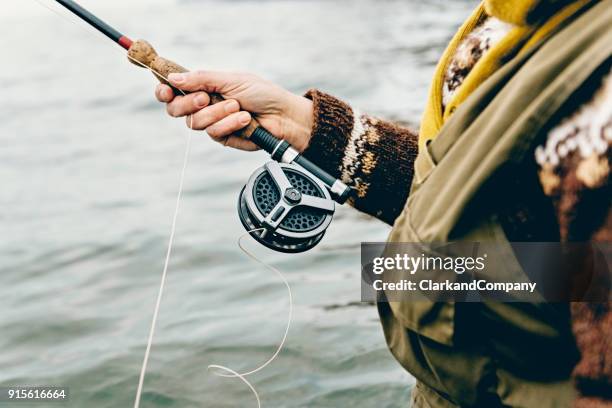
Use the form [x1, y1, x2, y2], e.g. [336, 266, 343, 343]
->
[419, 0, 595, 148]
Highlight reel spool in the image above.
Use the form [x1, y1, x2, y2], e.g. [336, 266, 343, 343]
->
[238, 161, 335, 253]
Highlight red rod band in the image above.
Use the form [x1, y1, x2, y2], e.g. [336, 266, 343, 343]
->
[118, 36, 133, 50]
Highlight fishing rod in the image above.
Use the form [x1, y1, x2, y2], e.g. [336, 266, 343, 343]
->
[53, 0, 352, 252]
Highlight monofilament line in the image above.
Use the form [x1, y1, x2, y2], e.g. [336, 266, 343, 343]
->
[24, 2, 183, 405]
[26, 3, 293, 402]
[31, 0, 125, 49]
[125, 57, 194, 408]
[206, 228, 294, 408]
[133, 132, 192, 408]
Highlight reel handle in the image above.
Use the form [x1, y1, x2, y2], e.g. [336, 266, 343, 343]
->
[127, 39, 352, 203]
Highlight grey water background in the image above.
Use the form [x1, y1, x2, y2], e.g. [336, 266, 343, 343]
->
[0, 0, 473, 406]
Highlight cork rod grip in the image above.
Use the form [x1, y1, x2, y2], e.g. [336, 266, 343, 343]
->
[126, 40, 353, 203]
[127, 39, 259, 138]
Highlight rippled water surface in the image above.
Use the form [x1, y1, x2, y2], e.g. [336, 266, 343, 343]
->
[1, 1, 473, 406]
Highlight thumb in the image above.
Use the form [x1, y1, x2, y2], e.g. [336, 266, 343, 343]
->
[167, 70, 236, 93]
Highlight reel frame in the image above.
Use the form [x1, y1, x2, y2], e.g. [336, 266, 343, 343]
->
[238, 161, 335, 253]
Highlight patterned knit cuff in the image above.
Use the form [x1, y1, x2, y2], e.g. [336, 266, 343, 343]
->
[302, 89, 420, 224]
[302, 89, 355, 180]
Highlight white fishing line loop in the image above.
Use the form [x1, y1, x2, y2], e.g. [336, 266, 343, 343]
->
[207, 365, 261, 408]
[205, 228, 294, 408]
[215, 228, 293, 377]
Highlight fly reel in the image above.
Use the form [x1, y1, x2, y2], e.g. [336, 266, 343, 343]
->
[238, 161, 336, 253]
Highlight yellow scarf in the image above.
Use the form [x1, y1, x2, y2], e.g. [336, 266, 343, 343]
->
[418, 0, 594, 148]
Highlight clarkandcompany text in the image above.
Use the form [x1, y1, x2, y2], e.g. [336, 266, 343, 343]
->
[372, 279, 537, 294]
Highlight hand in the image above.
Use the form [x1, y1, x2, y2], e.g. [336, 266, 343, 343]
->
[155, 71, 314, 152]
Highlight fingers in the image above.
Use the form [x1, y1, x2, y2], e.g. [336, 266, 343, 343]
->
[155, 84, 175, 103]
[205, 111, 260, 152]
[162, 94, 210, 119]
[221, 136, 259, 151]
[186, 99, 241, 130]
[155, 84, 211, 117]
[156, 73, 260, 152]
[167, 70, 241, 93]
[205, 111, 252, 139]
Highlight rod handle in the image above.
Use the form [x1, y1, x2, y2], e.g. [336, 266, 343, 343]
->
[250, 128, 352, 204]
[126, 40, 353, 203]
[127, 39, 259, 138]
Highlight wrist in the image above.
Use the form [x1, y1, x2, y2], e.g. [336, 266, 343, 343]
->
[281, 93, 313, 152]
[300, 89, 354, 179]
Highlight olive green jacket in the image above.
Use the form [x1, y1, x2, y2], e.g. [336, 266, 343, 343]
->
[381, 1, 612, 406]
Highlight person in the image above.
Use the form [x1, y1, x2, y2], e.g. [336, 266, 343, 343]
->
[154, 0, 611, 406]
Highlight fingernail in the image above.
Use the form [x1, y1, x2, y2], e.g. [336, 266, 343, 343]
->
[225, 100, 239, 113]
[239, 112, 251, 125]
[168, 73, 185, 83]
[194, 94, 208, 107]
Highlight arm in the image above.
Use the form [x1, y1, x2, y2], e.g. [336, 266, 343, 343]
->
[154, 72, 419, 225]
[302, 90, 418, 224]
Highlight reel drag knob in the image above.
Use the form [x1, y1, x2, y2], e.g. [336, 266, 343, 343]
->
[238, 161, 335, 253]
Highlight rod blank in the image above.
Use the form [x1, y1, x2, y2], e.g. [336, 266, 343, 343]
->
[54, 0, 133, 49]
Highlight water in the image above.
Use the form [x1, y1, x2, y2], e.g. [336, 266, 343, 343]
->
[0, 1, 474, 406]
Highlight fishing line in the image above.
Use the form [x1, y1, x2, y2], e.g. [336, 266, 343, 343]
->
[24, 2, 194, 401]
[124, 56, 194, 408]
[132, 129, 191, 408]
[31, 0, 122, 51]
[126, 57, 293, 406]
[132, 130, 190, 408]
[29, 2, 295, 406]
[213, 228, 292, 377]
[206, 228, 294, 408]
[25, 6, 191, 403]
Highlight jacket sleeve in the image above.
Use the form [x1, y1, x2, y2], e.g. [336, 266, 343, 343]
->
[301, 89, 419, 225]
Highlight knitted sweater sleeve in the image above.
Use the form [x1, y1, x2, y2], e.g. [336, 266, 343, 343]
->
[301, 89, 419, 225]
